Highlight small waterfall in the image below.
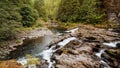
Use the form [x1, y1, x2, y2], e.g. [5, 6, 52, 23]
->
[95, 49, 105, 58]
[39, 37, 77, 68]
[65, 28, 79, 33]
[95, 41, 120, 68]
[103, 42, 118, 47]
[100, 60, 111, 68]
[16, 28, 79, 68]
[95, 49, 111, 68]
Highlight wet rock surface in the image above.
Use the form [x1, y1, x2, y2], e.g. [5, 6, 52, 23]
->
[53, 41, 100, 68]
[1, 25, 119, 68]
[49, 25, 120, 68]
[0, 28, 53, 60]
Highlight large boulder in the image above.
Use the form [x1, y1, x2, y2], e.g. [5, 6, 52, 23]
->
[52, 40, 100, 68]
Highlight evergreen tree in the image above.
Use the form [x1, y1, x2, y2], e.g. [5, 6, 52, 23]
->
[34, 0, 45, 17]
[57, 0, 81, 22]
[0, 0, 38, 40]
[57, 0, 105, 23]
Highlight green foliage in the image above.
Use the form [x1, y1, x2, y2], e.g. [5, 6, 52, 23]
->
[0, 20, 21, 40]
[78, 0, 105, 24]
[57, 0, 105, 23]
[44, 0, 61, 20]
[34, 0, 45, 17]
[25, 54, 40, 65]
[57, 0, 81, 22]
[0, 1, 22, 40]
[20, 6, 38, 27]
[106, 50, 116, 57]
[0, 0, 38, 40]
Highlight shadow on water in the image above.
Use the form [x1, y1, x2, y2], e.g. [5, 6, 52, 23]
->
[7, 35, 54, 59]
[6, 27, 67, 60]
[48, 26, 67, 33]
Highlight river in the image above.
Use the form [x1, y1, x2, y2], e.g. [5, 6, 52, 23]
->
[6, 27, 120, 68]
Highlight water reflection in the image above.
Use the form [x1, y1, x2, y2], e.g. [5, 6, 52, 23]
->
[8, 35, 54, 59]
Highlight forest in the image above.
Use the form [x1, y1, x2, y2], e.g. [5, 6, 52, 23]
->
[0, 0, 120, 68]
[0, 0, 119, 41]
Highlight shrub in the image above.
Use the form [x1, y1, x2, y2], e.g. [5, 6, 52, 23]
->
[0, 0, 39, 41]
[0, 20, 21, 40]
[20, 6, 38, 27]
[34, 0, 45, 17]
[57, 0, 105, 23]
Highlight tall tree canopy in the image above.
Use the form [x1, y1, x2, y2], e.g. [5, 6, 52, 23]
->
[0, 0, 38, 40]
[57, 0, 105, 23]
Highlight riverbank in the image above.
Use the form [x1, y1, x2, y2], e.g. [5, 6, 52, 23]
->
[0, 24, 119, 68]
[34, 25, 119, 68]
[51, 25, 120, 68]
[0, 27, 53, 60]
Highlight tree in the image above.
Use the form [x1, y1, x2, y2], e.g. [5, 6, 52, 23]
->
[0, 0, 38, 40]
[34, 0, 45, 17]
[57, 0, 105, 23]
[20, 6, 38, 27]
[57, 0, 81, 22]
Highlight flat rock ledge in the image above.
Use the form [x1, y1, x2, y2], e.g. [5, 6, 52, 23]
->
[48, 25, 119, 68]
[0, 28, 53, 60]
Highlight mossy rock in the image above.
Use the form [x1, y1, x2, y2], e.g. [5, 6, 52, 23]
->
[105, 50, 117, 57]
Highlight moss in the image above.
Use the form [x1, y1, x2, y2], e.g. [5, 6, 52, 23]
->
[25, 54, 40, 65]
[94, 21, 120, 29]
[106, 50, 117, 57]
[15, 39, 21, 43]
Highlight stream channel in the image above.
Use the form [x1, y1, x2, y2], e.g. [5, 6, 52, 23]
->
[7, 27, 120, 68]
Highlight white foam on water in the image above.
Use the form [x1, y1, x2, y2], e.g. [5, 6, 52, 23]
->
[65, 28, 78, 33]
[17, 57, 28, 67]
[40, 47, 55, 68]
[96, 50, 111, 68]
[103, 42, 118, 47]
[57, 37, 77, 47]
[95, 49, 105, 58]
[17, 36, 77, 68]
[39, 37, 77, 68]
[100, 60, 110, 68]
[28, 64, 37, 68]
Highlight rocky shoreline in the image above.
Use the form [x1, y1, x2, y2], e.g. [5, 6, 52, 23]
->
[40, 25, 120, 68]
[0, 28, 53, 60]
[0, 25, 120, 68]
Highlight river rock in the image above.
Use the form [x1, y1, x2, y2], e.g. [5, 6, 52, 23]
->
[102, 50, 119, 68]
[52, 40, 100, 68]
[77, 25, 119, 42]
[50, 25, 119, 68]
[116, 43, 120, 48]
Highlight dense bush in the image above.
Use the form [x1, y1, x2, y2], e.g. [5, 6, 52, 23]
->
[20, 6, 38, 27]
[0, 0, 39, 40]
[44, 0, 61, 20]
[0, 20, 21, 40]
[57, 0, 81, 22]
[57, 0, 105, 23]
[0, 1, 22, 40]
[34, 0, 45, 17]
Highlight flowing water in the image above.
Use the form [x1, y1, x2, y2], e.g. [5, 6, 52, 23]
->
[95, 41, 120, 68]
[6, 27, 77, 68]
[8, 27, 119, 68]
[8, 35, 54, 59]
